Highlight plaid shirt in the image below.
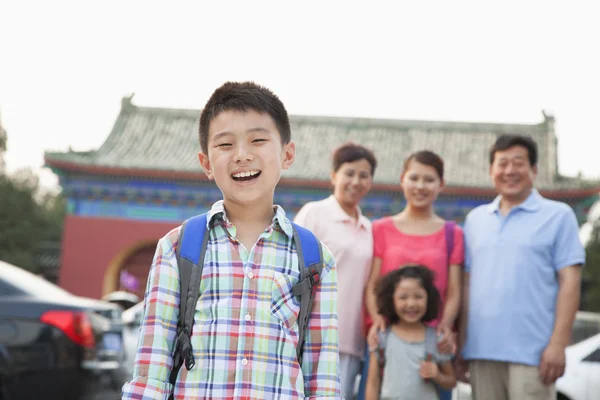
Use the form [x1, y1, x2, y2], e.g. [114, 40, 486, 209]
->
[122, 201, 341, 399]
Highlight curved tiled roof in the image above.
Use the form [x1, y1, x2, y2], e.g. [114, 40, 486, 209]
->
[45, 98, 591, 190]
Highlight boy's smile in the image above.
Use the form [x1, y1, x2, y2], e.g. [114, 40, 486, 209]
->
[198, 110, 295, 209]
[231, 169, 261, 181]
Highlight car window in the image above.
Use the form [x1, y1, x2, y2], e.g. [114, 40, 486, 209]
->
[0, 280, 24, 296]
[583, 347, 600, 362]
[571, 314, 600, 345]
[0, 262, 72, 299]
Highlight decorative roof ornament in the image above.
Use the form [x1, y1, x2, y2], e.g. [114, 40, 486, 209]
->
[121, 93, 136, 110]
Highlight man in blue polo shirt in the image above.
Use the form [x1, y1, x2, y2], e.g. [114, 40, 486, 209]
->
[458, 135, 584, 400]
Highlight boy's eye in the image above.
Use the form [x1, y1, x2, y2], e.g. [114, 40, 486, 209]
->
[252, 139, 267, 143]
[217, 143, 232, 148]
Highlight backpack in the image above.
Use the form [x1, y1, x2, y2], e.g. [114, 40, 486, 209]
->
[375, 220, 455, 395]
[167, 213, 323, 395]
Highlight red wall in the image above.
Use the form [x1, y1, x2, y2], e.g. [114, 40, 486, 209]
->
[59, 215, 177, 299]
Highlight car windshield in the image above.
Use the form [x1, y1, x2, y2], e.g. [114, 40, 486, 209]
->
[571, 312, 600, 345]
[0, 261, 73, 299]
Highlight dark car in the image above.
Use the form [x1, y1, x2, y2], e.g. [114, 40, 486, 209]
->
[0, 260, 125, 399]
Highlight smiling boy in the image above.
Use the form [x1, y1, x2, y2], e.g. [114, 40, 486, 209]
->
[122, 82, 341, 399]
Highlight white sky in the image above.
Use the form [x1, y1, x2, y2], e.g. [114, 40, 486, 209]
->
[1, 0, 599, 188]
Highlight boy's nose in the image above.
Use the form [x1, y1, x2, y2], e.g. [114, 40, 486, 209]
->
[234, 145, 253, 163]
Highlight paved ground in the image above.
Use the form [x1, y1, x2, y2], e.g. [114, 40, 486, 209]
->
[81, 371, 126, 400]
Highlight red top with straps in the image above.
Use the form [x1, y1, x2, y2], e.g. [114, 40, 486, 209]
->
[366, 217, 464, 331]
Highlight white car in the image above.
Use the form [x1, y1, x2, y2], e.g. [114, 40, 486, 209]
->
[453, 312, 600, 400]
[121, 301, 145, 378]
[556, 316, 600, 400]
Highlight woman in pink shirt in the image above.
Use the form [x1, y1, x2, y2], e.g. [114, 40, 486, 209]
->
[360, 150, 464, 400]
[294, 142, 377, 400]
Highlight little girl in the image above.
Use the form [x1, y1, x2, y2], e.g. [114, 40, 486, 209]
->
[365, 266, 456, 400]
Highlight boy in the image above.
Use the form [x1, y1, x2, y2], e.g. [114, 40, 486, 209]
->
[121, 82, 341, 399]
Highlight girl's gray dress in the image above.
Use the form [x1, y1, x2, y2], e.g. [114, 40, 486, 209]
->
[378, 327, 451, 400]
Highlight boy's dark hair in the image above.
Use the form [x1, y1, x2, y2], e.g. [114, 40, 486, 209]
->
[332, 142, 378, 175]
[402, 150, 444, 180]
[376, 265, 440, 324]
[198, 81, 291, 154]
[489, 135, 538, 167]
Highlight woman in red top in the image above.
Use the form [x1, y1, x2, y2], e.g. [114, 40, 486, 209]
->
[358, 150, 464, 400]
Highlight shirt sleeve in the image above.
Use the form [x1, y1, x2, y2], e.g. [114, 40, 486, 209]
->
[301, 243, 342, 400]
[450, 224, 465, 266]
[122, 229, 181, 400]
[552, 206, 586, 271]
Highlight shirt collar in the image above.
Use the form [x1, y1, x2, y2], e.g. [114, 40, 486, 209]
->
[487, 188, 541, 214]
[326, 195, 369, 229]
[206, 200, 294, 239]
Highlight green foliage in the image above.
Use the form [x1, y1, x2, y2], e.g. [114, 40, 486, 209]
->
[0, 170, 65, 273]
[583, 224, 600, 312]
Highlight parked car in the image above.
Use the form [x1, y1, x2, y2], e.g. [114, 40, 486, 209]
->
[556, 312, 600, 400]
[121, 301, 145, 379]
[452, 312, 600, 400]
[102, 291, 140, 311]
[0, 260, 126, 399]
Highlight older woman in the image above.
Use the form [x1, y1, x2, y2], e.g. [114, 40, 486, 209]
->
[294, 142, 377, 399]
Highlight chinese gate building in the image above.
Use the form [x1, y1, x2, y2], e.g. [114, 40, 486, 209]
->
[45, 97, 600, 299]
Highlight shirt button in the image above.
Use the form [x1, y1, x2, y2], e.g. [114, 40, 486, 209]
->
[247, 271, 254, 279]
[241, 358, 248, 366]
[244, 314, 251, 321]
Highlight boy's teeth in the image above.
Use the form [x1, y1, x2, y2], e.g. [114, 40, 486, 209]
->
[233, 170, 259, 178]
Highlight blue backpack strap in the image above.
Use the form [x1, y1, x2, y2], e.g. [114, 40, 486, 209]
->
[444, 221, 455, 266]
[290, 222, 323, 366]
[169, 213, 209, 396]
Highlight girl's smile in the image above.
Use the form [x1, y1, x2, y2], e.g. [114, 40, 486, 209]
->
[393, 277, 428, 324]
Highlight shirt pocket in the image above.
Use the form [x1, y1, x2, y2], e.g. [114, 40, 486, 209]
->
[270, 271, 301, 334]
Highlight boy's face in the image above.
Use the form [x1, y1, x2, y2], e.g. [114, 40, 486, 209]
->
[198, 110, 295, 209]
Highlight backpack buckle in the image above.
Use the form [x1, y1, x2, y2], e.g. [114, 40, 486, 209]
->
[308, 270, 320, 291]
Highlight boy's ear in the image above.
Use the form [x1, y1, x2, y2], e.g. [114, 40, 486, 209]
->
[281, 141, 295, 170]
[198, 152, 214, 180]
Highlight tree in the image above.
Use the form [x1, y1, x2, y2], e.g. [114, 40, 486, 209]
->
[0, 169, 65, 273]
[583, 224, 600, 312]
